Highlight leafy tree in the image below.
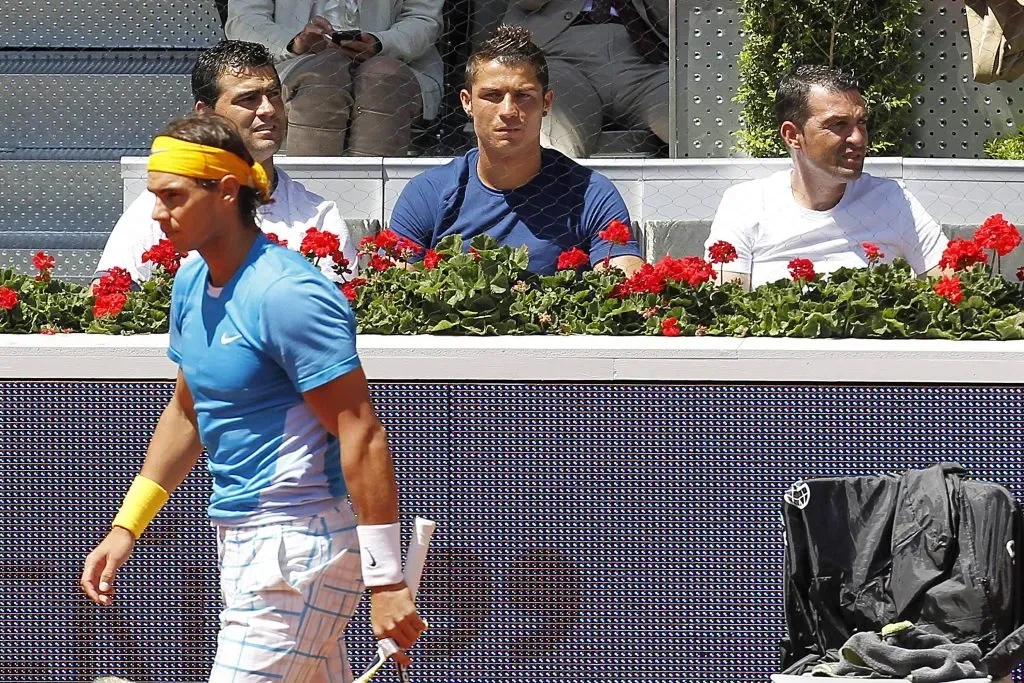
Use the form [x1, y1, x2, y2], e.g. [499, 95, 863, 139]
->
[736, 0, 922, 157]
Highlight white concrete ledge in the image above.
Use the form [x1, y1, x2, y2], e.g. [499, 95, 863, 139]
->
[903, 158, 1024, 182]
[121, 156, 906, 182]
[1, 334, 1023, 384]
[124, 156, 1014, 226]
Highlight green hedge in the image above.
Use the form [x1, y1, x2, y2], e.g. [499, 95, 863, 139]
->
[3, 225, 1024, 340]
[986, 128, 1024, 160]
[736, 0, 922, 157]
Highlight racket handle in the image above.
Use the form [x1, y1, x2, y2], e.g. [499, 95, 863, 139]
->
[375, 517, 436, 665]
[377, 638, 400, 658]
[404, 517, 436, 599]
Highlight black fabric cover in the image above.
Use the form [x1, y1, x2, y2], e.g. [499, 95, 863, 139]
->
[781, 462, 1024, 677]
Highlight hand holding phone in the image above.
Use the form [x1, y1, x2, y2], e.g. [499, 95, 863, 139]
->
[331, 29, 363, 44]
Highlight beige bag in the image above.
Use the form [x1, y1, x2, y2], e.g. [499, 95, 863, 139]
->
[966, 0, 1024, 83]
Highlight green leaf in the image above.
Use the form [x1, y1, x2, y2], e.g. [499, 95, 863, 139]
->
[736, 0, 921, 157]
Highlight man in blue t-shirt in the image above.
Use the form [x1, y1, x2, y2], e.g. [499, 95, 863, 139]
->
[80, 115, 424, 682]
[389, 25, 644, 276]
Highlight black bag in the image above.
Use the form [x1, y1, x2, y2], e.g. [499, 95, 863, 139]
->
[781, 462, 1024, 677]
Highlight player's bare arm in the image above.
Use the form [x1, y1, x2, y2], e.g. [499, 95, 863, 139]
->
[137, 369, 204, 489]
[601, 254, 645, 276]
[80, 370, 204, 605]
[303, 367, 426, 652]
[721, 270, 752, 291]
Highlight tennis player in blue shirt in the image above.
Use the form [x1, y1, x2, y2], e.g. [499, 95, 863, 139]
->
[80, 113, 424, 681]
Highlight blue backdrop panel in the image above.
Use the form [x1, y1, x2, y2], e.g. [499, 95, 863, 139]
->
[1, 381, 1022, 682]
[447, 384, 686, 680]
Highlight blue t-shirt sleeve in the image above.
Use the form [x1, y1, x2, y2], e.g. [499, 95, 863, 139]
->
[259, 275, 361, 393]
[389, 174, 442, 250]
[582, 175, 641, 264]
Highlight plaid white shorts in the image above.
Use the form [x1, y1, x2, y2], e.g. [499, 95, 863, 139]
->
[210, 504, 363, 683]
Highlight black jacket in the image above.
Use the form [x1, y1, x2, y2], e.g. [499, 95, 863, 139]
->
[781, 462, 1024, 677]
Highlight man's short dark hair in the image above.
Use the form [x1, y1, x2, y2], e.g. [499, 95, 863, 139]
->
[774, 65, 861, 129]
[465, 25, 549, 92]
[159, 114, 267, 224]
[191, 40, 278, 106]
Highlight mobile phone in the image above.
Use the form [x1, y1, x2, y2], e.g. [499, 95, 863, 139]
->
[331, 29, 362, 43]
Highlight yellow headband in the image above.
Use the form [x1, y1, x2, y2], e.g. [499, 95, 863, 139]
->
[147, 135, 271, 201]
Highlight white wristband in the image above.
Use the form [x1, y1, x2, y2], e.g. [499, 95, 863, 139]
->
[356, 522, 403, 586]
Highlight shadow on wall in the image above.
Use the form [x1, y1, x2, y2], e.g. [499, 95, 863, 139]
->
[420, 545, 583, 660]
[507, 547, 583, 661]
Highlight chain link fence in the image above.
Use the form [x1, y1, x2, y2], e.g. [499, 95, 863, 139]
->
[4, 1, 1024, 285]
[4, 1, 1024, 681]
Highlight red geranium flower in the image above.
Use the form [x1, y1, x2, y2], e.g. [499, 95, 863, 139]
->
[708, 240, 738, 265]
[94, 292, 127, 318]
[974, 213, 1022, 256]
[357, 235, 377, 255]
[598, 219, 632, 246]
[142, 239, 185, 275]
[33, 254, 54, 281]
[655, 255, 715, 287]
[661, 316, 682, 337]
[375, 229, 400, 252]
[340, 277, 367, 302]
[468, 247, 481, 260]
[1018, 266, 1024, 282]
[939, 238, 988, 271]
[300, 227, 341, 259]
[0, 287, 18, 311]
[264, 232, 288, 247]
[788, 258, 816, 282]
[933, 274, 963, 305]
[862, 242, 885, 265]
[394, 237, 424, 259]
[611, 263, 666, 298]
[556, 247, 589, 270]
[631, 265, 667, 294]
[331, 254, 352, 278]
[33, 250, 55, 273]
[93, 267, 132, 296]
[39, 327, 57, 335]
[423, 249, 443, 270]
[369, 254, 393, 272]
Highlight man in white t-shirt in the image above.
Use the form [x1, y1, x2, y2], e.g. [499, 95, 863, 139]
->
[704, 65, 946, 290]
[94, 40, 356, 284]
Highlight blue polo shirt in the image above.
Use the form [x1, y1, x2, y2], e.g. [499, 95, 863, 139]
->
[389, 147, 641, 274]
[168, 234, 360, 524]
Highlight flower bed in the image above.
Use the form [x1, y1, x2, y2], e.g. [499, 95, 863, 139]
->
[2, 217, 1024, 339]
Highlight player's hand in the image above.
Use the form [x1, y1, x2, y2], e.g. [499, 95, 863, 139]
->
[289, 16, 336, 55]
[369, 582, 425, 655]
[337, 33, 381, 63]
[80, 526, 136, 605]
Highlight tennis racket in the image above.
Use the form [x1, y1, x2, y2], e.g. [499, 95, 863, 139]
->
[354, 516, 436, 683]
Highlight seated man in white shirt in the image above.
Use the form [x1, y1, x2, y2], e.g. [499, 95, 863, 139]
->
[704, 65, 946, 290]
[94, 40, 356, 284]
